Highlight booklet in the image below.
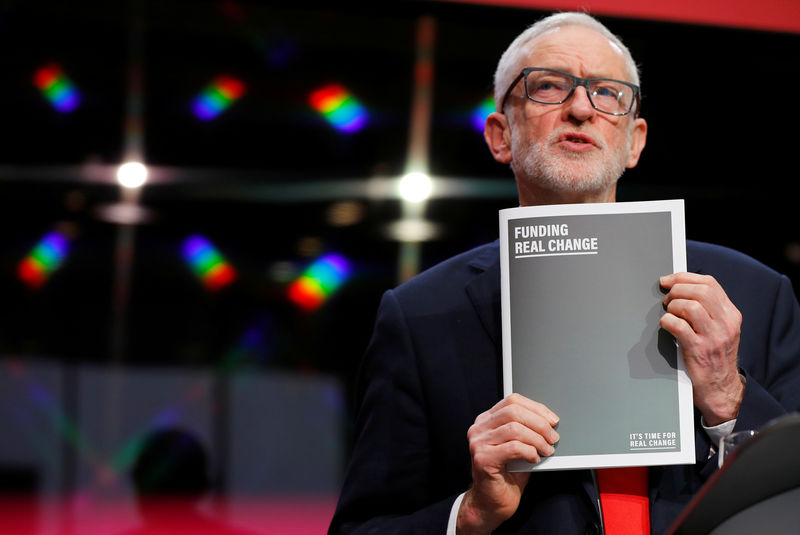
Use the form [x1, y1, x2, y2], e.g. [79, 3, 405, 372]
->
[499, 200, 695, 471]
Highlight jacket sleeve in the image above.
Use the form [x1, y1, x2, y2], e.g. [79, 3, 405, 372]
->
[328, 290, 459, 535]
[735, 274, 800, 429]
[698, 273, 800, 478]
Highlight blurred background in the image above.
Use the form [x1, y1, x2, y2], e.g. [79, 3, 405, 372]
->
[1, 0, 798, 533]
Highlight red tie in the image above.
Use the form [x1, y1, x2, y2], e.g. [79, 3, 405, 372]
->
[596, 467, 650, 535]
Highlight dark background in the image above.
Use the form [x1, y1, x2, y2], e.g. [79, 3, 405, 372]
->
[1, 0, 798, 465]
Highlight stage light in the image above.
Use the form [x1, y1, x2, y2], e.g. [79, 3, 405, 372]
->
[296, 236, 323, 258]
[94, 203, 155, 225]
[181, 235, 237, 291]
[33, 63, 81, 113]
[17, 231, 70, 288]
[192, 75, 246, 120]
[116, 161, 148, 189]
[471, 96, 494, 132]
[385, 218, 441, 242]
[326, 201, 365, 227]
[309, 84, 367, 133]
[288, 253, 351, 311]
[399, 172, 433, 203]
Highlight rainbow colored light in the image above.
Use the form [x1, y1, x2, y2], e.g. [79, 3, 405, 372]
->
[471, 96, 495, 132]
[192, 75, 246, 120]
[309, 84, 367, 133]
[182, 235, 237, 291]
[33, 64, 81, 113]
[17, 232, 70, 288]
[288, 253, 351, 311]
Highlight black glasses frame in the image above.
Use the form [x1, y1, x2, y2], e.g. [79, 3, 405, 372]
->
[499, 67, 641, 117]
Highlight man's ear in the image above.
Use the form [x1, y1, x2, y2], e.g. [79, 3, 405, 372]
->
[484, 111, 513, 164]
[626, 116, 647, 169]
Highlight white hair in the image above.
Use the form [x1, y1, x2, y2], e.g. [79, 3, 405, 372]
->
[493, 12, 640, 112]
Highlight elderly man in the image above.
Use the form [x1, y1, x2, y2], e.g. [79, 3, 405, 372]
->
[329, 12, 800, 535]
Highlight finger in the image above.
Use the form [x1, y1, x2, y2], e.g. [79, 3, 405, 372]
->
[471, 420, 549, 465]
[660, 312, 736, 368]
[660, 274, 724, 313]
[660, 272, 716, 289]
[666, 286, 741, 333]
[659, 312, 699, 345]
[495, 393, 559, 425]
[662, 282, 714, 307]
[665, 298, 712, 334]
[487, 403, 560, 445]
[473, 440, 545, 468]
[664, 284, 736, 324]
[487, 421, 558, 455]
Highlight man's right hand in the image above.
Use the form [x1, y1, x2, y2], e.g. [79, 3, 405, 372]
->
[456, 393, 560, 535]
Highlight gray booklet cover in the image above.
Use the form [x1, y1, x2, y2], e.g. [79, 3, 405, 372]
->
[499, 200, 695, 471]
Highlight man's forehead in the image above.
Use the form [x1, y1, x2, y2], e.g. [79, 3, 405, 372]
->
[520, 25, 625, 65]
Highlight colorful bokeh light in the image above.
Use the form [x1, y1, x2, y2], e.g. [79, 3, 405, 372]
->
[192, 75, 246, 120]
[33, 63, 81, 113]
[288, 253, 351, 311]
[471, 95, 495, 132]
[17, 231, 70, 288]
[181, 235, 237, 290]
[309, 84, 367, 133]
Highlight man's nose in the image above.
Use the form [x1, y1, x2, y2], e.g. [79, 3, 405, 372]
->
[563, 85, 595, 122]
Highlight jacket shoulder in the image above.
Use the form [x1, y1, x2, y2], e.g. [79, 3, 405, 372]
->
[687, 240, 782, 281]
[393, 241, 498, 295]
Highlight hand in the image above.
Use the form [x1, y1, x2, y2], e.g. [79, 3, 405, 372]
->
[457, 393, 559, 535]
[659, 273, 745, 425]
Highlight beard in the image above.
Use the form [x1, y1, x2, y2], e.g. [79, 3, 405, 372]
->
[510, 126, 632, 195]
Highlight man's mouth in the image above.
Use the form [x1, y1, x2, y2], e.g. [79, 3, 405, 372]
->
[562, 132, 594, 144]
[557, 132, 598, 151]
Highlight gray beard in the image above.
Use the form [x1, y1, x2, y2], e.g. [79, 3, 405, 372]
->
[511, 128, 631, 195]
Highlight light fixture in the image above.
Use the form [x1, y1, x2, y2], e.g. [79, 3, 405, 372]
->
[116, 161, 148, 189]
[398, 172, 433, 203]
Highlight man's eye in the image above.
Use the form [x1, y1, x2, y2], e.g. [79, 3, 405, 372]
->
[532, 79, 567, 92]
[593, 86, 621, 99]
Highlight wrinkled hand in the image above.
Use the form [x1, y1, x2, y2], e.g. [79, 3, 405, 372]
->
[457, 393, 559, 535]
[659, 273, 745, 425]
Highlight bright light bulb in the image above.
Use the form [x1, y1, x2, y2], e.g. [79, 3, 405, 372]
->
[398, 172, 433, 203]
[116, 161, 149, 189]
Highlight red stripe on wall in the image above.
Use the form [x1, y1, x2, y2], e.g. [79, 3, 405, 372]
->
[437, 0, 800, 34]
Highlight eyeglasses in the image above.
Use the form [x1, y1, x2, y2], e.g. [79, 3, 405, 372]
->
[499, 67, 640, 116]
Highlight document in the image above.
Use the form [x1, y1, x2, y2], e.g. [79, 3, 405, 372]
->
[499, 200, 695, 470]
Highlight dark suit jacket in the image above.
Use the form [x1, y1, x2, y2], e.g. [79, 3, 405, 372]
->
[329, 240, 800, 535]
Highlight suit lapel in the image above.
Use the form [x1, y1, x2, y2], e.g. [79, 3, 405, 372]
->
[464, 243, 503, 352]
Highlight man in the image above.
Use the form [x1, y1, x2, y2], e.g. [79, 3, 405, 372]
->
[329, 12, 800, 535]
